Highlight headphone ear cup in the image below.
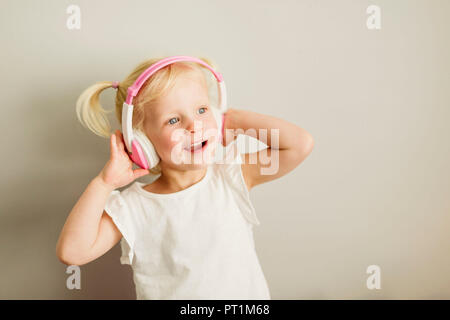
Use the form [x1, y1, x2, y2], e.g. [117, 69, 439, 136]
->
[210, 106, 226, 163]
[133, 129, 160, 169]
[211, 107, 223, 139]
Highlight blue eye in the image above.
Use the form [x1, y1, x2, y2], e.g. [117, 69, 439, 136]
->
[198, 107, 207, 114]
[168, 117, 179, 125]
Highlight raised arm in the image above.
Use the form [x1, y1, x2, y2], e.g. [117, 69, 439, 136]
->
[222, 108, 314, 190]
[56, 130, 149, 266]
[56, 177, 122, 266]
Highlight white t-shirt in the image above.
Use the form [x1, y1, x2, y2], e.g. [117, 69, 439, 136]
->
[104, 151, 271, 300]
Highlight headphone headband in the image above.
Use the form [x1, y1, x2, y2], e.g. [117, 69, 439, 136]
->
[125, 55, 224, 105]
[121, 55, 227, 160]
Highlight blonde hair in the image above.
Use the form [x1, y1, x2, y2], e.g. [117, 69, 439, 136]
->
[75, 55, 220, 175]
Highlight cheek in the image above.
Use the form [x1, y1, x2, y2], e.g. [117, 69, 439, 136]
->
[209, 113, 218, 128]
[156, 129, 185, 156]
[202, 115, 218, 134]
[205, 115, 220, 138]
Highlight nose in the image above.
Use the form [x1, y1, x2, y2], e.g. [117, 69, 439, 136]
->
[185, 119, 195, 135]
[185, 117, 204, 133]
[185, 118, 195, 133]
[185, 117, 204, 142]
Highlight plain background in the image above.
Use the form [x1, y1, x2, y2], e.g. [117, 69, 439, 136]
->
[0, 0, 449, 299]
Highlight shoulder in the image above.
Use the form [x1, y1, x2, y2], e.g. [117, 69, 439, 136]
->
[213, 145, 251, 192]
[104, 182, 151, 233]
[212, 145, 261, 226]
[105, 183, 142, 211]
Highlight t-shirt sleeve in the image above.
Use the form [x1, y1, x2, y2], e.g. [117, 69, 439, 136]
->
[104, 190, 135, 265]
[221, 150, 261, 226]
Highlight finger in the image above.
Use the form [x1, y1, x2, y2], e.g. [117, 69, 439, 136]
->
[114, 129, 124, 151]
[110, 133, 118, 157]
[118, 135, 126, 151]
[116, 130, 126, 151]
[133, 169, 150, 179]
[115, 129, 123, 141]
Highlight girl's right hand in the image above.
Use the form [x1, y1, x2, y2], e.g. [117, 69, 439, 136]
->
[97, 129, 150, 190]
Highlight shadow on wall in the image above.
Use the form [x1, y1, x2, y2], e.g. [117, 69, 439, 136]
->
[0, 92, 136, 299]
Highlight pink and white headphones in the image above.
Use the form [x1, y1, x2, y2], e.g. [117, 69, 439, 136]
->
[122, 55, 227, 170]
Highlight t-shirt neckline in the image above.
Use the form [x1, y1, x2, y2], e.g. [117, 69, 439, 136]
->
[134, 165, 212, 199]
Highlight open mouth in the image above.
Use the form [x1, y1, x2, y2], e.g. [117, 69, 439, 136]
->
[184, 139, 208, 153]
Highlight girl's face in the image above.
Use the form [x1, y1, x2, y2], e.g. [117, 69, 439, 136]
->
[143, 71, 219, 170]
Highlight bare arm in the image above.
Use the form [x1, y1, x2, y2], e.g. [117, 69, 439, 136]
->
[223, 108, 314, 190]
[56, 177, 122, 266]
[56, 130, 149, 266]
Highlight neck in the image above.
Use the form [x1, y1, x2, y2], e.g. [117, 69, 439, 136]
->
[157, 163, 208, 192]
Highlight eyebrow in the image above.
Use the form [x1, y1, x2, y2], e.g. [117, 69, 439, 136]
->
[158, 103, 209, 117]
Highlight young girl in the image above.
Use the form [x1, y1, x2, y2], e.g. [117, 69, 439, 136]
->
[56, 56, 314, 300]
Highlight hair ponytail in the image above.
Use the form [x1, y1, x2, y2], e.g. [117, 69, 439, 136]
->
[75, 81, 117, 138]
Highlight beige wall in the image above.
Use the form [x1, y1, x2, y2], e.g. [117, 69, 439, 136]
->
[1, 0, 449, 299]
